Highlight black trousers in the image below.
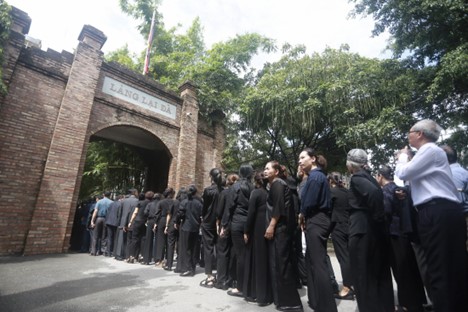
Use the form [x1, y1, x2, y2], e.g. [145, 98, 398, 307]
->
[291, 226, 307, 284]
[416, 199, 468, 312]
[331, 221, 352, 287]
[91, 217, 106, 255]
[128, 221, 145, 259]
[268, 225, 302, 309]
[349, 229, 394, 312]
[141, 220, 155, 264]
[231, 226, 246, 292]
[180, 230, 198, 272]
[106, 224, 117, 256]
[216, 230, 235, 287]
[389, 235, 427, 311]
[165, 227, 178, 268]
[201, 224, 217, 275]
[154, 218, 167, 262]
[304, 212, 338, 312]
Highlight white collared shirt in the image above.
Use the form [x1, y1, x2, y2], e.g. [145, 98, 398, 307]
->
[395, 142, 460, 205]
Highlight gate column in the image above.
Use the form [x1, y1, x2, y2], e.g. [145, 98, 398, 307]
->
[175, 81, 200, 191]
[23, 26, 107, 254]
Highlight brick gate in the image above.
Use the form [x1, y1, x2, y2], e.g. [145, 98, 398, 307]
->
[0, 7, 225, 255]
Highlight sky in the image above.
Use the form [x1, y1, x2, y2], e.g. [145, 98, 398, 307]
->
[7, 0, 392, 68]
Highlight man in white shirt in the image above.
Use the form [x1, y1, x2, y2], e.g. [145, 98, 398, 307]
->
[395, 119, 467, 312]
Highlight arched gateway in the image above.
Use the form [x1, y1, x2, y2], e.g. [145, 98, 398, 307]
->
[0, 7, 225, 255]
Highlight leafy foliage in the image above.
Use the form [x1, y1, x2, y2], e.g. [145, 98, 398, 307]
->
[0, 1, 12, 95]
[350, 0, 468, 161]
[241, 46, 420, 173]
[79, 140, 148, 200]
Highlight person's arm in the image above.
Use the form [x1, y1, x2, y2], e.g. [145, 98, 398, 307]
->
[164, 213, 171, 234]
[90, 204, 98, 228]
[395, 145, 432, 181]
[128, 205, 139, 228]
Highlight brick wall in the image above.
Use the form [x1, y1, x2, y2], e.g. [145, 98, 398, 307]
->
[0, 6, 225, 255]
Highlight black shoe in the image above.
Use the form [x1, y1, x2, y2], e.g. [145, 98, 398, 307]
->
[258, 302, 272, 307]
[180, 271, 194, 277]
[276, 305, 303, 312]
[163, 266, 172, 271]
[227, 289, 243, 297]
[244, 297, 256, 304]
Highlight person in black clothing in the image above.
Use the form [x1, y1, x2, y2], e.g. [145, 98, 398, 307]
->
[287, 174, 307, 288]
[173, 188, 188, 273]
[263, 161, 303, 312]
[176, 185, 203, 277]
[346, 149, 394, 312]
[141, 192, 161, 265]
[154, 188, 175, 266]
[114, 189, 139, 261]
[105, 194, 123, 257]
[328, 172, 354, 300]
[200, 168, 223, 288]
[377, 165, 427, 312]
[298, 148, 337, 312]
[127, 191, 154, 263]
[215, 173, 239, 290]
[243, 171, 273, 306]
[225, 164, 254, 297]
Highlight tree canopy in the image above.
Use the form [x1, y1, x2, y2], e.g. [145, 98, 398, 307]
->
[350, 0, 468, 161]
[240, 45, 420, 173]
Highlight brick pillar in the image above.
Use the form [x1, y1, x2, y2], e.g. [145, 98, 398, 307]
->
[23, 26, 107, 255]
[175, 81, 199, 191]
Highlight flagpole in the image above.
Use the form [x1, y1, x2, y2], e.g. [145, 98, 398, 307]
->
[143, 6, 157, 75]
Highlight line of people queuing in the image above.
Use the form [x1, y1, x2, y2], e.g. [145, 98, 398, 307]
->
[73, 118, 468, 312]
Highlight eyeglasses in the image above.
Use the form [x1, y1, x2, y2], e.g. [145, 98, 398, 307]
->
[408, 130, 420, 134]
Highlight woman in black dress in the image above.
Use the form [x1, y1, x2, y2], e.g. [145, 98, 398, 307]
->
[263, 161, 303, 312]
[177, 185, 203, 276]
[243, 172, 273, 306]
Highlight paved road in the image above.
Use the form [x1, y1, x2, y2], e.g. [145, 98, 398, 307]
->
[0, 253, 359, 312]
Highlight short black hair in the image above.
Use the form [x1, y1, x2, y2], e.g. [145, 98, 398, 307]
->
[441, 145, 457, 164]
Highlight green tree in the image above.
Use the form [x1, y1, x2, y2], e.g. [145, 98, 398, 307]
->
[350, 0, 468, 157]
[79, 140, 148, 200]
[0, 1, 12, 95]
[241, 45, 421, 173]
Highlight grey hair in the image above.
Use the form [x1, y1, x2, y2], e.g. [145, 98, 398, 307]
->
[412, 119, 442, 142]
[346, 160, 364, 172]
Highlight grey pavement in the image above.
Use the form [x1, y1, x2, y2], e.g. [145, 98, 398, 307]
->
[0, 252, 359, 312]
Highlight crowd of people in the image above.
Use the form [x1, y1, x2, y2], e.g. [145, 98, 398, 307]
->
[70, 119, 468, 312]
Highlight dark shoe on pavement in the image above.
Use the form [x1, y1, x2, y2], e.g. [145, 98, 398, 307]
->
[180, 271, 194, 277]
[227, 289, 243, 297]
